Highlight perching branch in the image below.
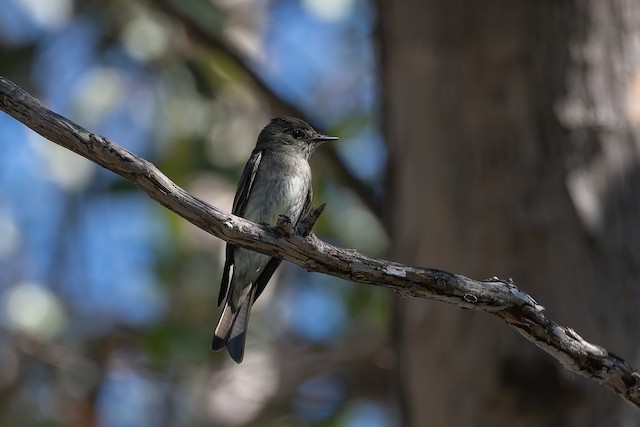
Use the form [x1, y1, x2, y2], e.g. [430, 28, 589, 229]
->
[0, 75, 639, 408]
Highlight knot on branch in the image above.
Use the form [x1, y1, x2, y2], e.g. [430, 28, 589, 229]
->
[463, 293, 478, 303]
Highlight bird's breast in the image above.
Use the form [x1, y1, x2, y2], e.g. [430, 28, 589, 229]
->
[243, 153, 311, 226]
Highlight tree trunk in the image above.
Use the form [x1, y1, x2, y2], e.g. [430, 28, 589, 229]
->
[382, 1, 640, 425]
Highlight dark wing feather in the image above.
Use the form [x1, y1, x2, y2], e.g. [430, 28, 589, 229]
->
[217, 245, 234, 306]
[217, 150, 263, 306]
[253, 257, 283, 302]
[232, 150, 263, 216]
[297, 187, 313, 226]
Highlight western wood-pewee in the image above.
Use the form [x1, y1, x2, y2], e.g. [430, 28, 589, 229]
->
[211, 116, 337, 363]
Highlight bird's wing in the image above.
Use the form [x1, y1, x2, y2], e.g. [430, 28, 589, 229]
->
[217, 150, 263, 306]
[232, 150, 263, 216]
[297, 186, 313, 226]
[253, 257, 283, 302]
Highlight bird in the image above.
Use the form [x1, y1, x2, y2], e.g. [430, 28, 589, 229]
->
[211, 116, 338, 363]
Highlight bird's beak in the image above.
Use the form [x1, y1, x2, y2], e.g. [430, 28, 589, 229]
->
[312, 134, 339, 143]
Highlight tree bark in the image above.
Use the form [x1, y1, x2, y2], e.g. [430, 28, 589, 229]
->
[383, 1, 640, 425]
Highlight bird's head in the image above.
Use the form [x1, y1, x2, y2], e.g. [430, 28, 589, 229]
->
[256, 116, 338, 158]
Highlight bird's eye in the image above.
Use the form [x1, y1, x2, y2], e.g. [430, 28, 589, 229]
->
[291, 129, 305, 139]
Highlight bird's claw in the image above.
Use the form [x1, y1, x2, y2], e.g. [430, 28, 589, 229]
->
[276, 215, 293, 237]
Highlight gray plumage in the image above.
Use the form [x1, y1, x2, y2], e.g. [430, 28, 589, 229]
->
[211, 116, 337, 363]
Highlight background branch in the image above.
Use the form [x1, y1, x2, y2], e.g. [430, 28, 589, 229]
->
[1, 75, 638, 408]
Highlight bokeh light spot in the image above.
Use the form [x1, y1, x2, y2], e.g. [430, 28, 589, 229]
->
[29, 133, 95, 192]
[121, 14, 168, 62]
[208, 353, 280, 425]
[5, 282, 66, 339]
[72, 67, 124, 126]
[301, 0, 356, 22]
[16, 0, 72, 29]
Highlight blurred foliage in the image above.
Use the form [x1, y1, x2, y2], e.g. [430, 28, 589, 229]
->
[0, 0, 392, 426]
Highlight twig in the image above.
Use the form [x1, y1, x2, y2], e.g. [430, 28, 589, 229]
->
[297, 203, 326, 237]
[0, 75, 639, 408]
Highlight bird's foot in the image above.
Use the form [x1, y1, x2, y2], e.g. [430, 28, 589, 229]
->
[276, 215, 293, 237]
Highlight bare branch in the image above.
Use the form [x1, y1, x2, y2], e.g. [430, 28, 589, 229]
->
[0, 75, 638, 408]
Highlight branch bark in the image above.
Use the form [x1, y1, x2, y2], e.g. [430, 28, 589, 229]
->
[1, 75, 639, 408]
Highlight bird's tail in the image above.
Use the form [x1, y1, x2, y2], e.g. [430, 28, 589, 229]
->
[211, 287, 256, 364]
